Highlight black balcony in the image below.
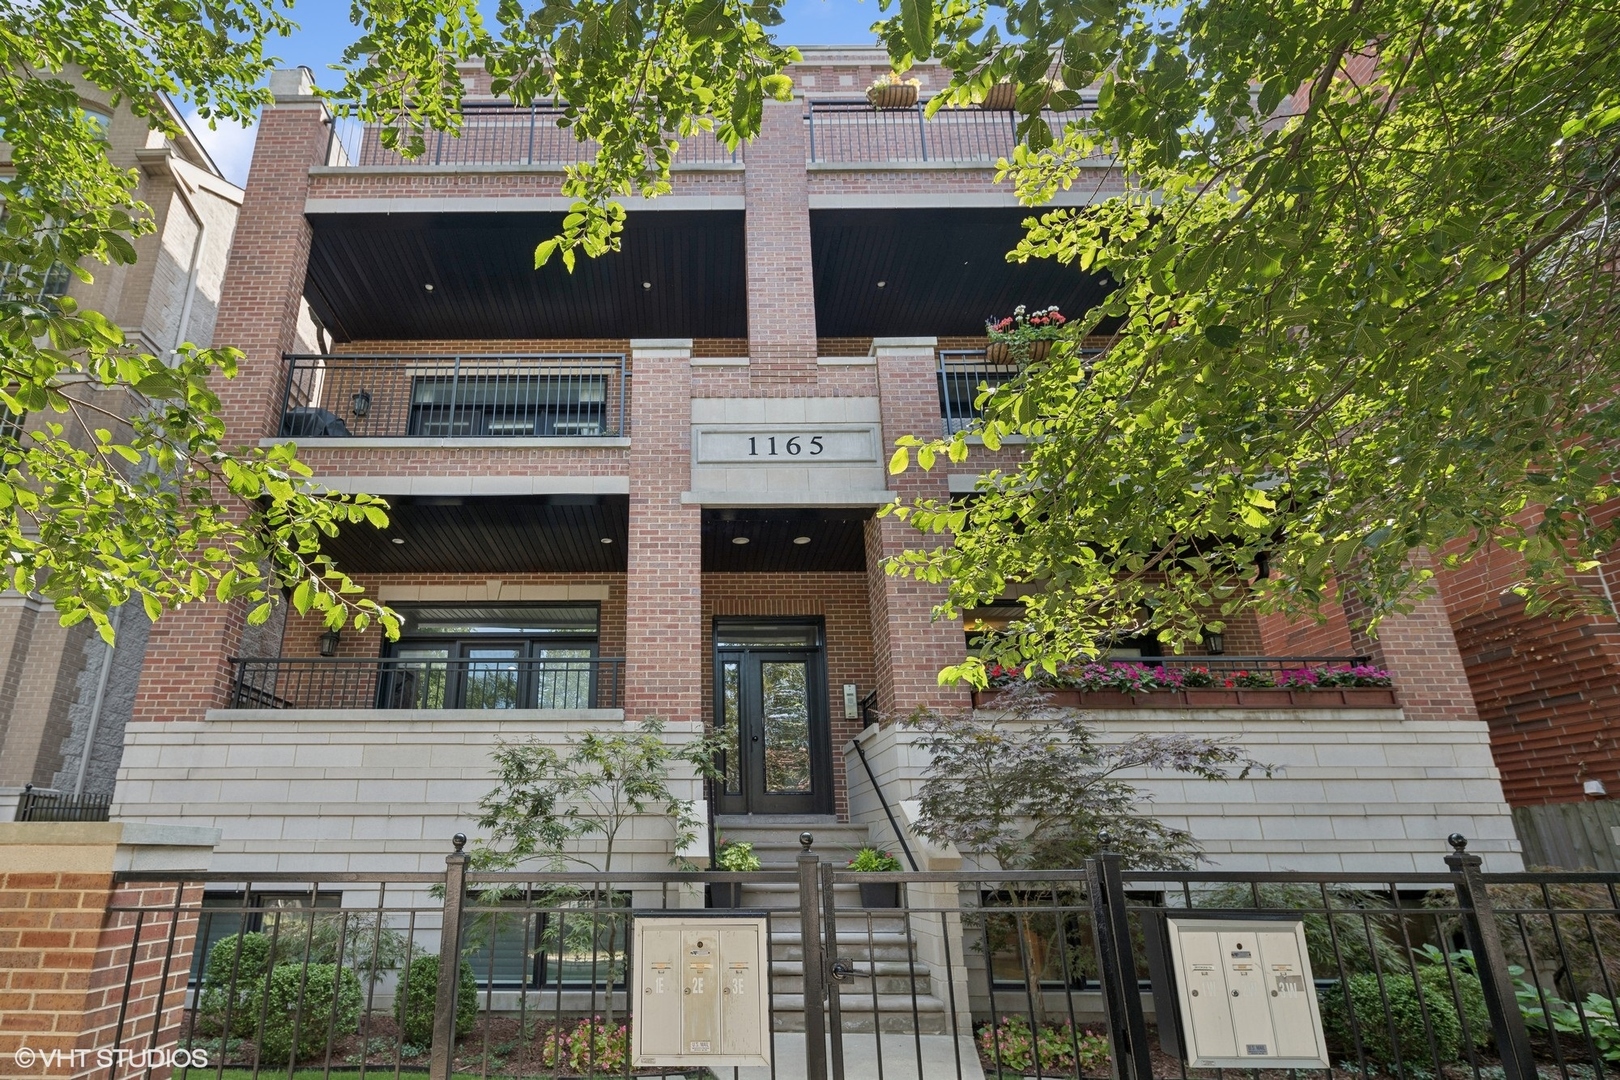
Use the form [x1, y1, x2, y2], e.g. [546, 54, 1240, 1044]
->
[330, 102, 743, 168]
[278, 353, 628, 440]
[228, 656, 625, 711]
[806, 98, 1093, 164]
[938, 347, 1104, 436]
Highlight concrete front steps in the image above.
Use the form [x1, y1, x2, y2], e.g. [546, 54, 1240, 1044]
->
[714, 816, 948, 1034]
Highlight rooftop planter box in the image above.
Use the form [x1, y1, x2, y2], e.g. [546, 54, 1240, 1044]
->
[971, 686, 1399, 710]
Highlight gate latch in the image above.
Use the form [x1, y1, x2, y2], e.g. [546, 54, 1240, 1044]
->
[830, 958, 870, 982]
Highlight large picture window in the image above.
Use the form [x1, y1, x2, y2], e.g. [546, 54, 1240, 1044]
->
[407, 374, 608, 437]
[383, 604, 600, 710]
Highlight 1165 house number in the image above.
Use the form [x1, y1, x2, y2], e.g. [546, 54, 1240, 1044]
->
[747, 435, 825, 457]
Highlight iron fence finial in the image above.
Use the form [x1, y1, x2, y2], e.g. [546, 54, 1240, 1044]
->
[452, 832, 467, 853]
[1448, 832, 1468, 853]
[799, 831, 814, 852]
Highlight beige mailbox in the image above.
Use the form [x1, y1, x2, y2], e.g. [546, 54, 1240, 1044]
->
[1165, 917, 1330, 1070]
[631, 915, 772, 1069]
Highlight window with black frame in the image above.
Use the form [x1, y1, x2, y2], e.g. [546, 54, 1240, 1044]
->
[461, 890, 630, 989]
[188, 891, 342, 984]
[407, 373, 608, 437]
[382, 604, 599, 710]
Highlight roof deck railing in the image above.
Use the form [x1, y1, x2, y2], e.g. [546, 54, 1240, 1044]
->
[328, 101, 743, 168]
[278, 353, 628, 440]
[805, 97, 1094, 164]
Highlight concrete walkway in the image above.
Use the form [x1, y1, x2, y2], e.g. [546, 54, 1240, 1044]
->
[737, 1033, 986, 1080]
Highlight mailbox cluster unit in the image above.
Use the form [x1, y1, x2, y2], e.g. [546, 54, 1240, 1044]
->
[631, 914, 773, 1069]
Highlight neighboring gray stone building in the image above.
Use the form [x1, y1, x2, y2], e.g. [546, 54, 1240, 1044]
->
[0, 69, 243, 807]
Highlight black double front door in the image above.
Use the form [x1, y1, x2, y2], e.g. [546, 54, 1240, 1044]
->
[713, 621, 831, 816]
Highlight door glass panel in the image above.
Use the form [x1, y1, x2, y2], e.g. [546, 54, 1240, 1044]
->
[721, 659, 741, 794]
[464, 646, 521, 709]
[388, 647, 449, 708]
[760, 661, 811, 793]
[534, 647, 593, 709]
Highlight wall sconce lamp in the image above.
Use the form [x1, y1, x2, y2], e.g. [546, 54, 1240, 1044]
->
[1202, 630, 1226, 655]
[319, 629, 341, 657]
[350, 389, 372, 419]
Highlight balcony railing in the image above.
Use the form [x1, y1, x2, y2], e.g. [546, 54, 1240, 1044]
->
[939, 347, 1102, 436]
[279, 353, 628, 440]
[229, 656, 626, 711]
[329, 102, 743, 168]
[13, 784, 112, 822]
[806, 99, 1093, 164]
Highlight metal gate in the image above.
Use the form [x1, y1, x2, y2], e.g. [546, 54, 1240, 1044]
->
[107, 834, 1620, 1080]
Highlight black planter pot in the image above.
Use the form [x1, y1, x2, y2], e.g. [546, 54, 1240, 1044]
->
[710, 881, 743, 908]
[859, 882, 902, 909]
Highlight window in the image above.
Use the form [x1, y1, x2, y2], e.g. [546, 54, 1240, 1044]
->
[189, 891, 341, 983]
[462, 891, 629, 989]
[383, 603, 600, 709]
[0, 260, 71, 303]
[407, 373, 609, 437]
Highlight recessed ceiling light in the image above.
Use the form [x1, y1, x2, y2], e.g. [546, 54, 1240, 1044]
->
[391, 537, 406, 544]
[793, 535, 812, 545]
[642, 281, 652, 289]
[600, 537, 613, 544]
[423, 283, 434, 291]
[731, 536, 750, 545]
[876, 280, 887, 288]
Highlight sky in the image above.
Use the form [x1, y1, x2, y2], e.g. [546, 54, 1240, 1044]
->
[186, 0, 886, 186]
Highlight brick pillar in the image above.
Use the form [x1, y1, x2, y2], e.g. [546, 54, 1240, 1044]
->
[866, 338, 970, 717]
[131, 69, 331, 725]
[626, 340, 703, 723]
[0, 822, 215, 1077]
[1343, 553, 1482, 721]
[744, 98, 817, 379]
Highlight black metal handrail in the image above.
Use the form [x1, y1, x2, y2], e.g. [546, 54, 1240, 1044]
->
[806, 97, 1094, 164]
[14, 783, 112, 822]
[938, 346, 1104, 436]
[331, 101, 743, 168]
[228, 656, 625, 711]
[278, 353, 629, 440]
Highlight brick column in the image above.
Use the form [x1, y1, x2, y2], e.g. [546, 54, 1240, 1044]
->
[0, 822, 215, 1077]
[131, 69, 331, 725]
[626, 340, 703, 723]
[1343, 554, 1482, 721]
[744, 98, 817, 379]
[866, 339, 970, 717]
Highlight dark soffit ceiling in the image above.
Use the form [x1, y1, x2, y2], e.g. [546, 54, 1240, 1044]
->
[321, 494, 629, 574]
[810, 207, 1114, 338]
[305, 211, 747, 342]
[702, 508, 871, 572]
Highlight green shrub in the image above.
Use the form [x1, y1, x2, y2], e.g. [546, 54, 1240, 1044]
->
[197, 932, 272, 1038]
[394, 953, 478, 1048]
[256, 962, 363, 1066]
[1415, 956, 1491, 1049]
[1322, 972, 1462, 1069]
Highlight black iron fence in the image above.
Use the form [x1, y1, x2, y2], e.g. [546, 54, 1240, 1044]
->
[106, 836, 1620, 1080]
[279, 354, 629, 440]
[229, 656, 625, 711]
[330, 103, 743, 168]
[806, 99, 1094, 164]
[13, 783, 112, 821]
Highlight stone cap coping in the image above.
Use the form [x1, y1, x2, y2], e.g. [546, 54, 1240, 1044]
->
[868, 337, 938, 354]
[0, 821, 220, 874]
[630, 338, 694, 350]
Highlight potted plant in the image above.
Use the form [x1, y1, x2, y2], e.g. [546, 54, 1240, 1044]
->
[867, 71, 921, 110]
[985, 305, 1068, 364]
[847, 847, 904, 908]
[978, 81, 1017, 111]
[711, 839, 760, 908]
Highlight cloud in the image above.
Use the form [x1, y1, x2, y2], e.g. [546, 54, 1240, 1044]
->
[182, 110, 259, 187]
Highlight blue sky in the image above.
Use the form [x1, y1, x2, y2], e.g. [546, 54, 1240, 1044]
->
[188, 0, 885, 184]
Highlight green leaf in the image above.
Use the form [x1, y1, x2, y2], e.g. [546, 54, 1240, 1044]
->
[900, 0, 934, 59]
[1204, 324, 1242, 348]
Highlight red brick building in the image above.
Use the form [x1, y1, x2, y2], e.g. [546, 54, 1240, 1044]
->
[104, 54, 1522, 877]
